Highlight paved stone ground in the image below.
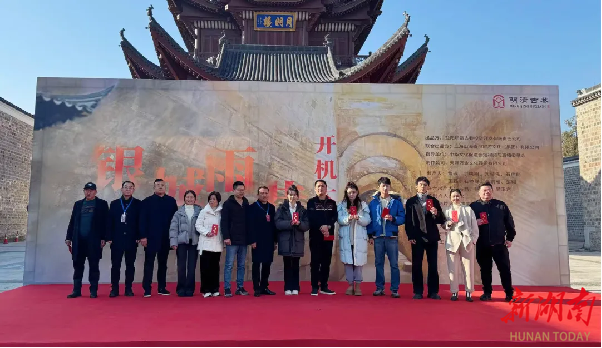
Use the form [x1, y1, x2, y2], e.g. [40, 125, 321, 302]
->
[0, 242, 25, 293]
[0, 241, 599, 293]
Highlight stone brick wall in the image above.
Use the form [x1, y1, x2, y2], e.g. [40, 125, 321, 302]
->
[0, 101, 33, 240]
[573, 84, 601, 251]
[563, 157, 584, 241]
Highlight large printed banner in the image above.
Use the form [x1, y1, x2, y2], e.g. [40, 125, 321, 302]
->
[24, 78, 568, 286]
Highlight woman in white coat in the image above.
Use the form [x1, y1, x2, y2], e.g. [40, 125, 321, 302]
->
[337, 182, 371, 296]
[442, 189, 479, 302]
[195, 191, 224, 298]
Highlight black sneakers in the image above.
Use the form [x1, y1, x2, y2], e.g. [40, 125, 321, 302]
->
[109, 290, 119, 298]
[224, 288, 233, 297]
[311, 288, 319, 296]
[320, 288, 336, 295]
[391, 292, 400, 298]
[158, 288, 171, 296]
[428, 293, 441, 300]
[480, 293, 492, 301]
[235, 287, 249, 296]
[124, 289, 134, 297]
[412, 293, 423, 299]
[262, 288, 276, 295]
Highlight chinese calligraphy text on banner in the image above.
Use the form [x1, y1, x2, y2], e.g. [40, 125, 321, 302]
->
[314, 135, 338, 197]
[27, 78, 565, 286]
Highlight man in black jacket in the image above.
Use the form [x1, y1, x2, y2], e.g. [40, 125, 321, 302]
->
[470, 182, 516, 302]
[139, 179, 178, 297]
[405, 176, 446, 300]
[221, 180, 250, 297]
[248, 186, 277, 297]
[65, 182, 109, 298]
[307, 180, 338, 296]
[107, 181, 141, 297]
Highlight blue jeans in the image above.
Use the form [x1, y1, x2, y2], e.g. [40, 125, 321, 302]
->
[224, 245, 247, 290]
[374, 237, 400, 292]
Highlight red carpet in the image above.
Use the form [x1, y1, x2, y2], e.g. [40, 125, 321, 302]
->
[0, 282, 599, 346]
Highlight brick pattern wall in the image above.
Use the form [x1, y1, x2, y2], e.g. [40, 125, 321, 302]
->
[563, 161, 584, 241]
[576, 96, 601, 250]
[0, 109, 33, 240]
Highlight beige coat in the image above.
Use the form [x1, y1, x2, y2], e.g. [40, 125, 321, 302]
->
[443, 204, 479, 253]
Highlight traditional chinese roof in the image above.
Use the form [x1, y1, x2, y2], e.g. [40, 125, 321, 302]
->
[0, 96, 34, 118]
[120, 5, 428, 84]
[217, 44, 340, 82]
[120, 29, 165, 79]
[391, 35, 429, 84]
[571, 83, 601, 107]
[37, 86, 115, 113]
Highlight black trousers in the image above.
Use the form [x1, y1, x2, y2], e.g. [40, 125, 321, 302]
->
[176, 243, 199, 294]
[110, 247, 137, 291]
[73, 243, 100, 294]
[411, 239, 439, 295]
[283, 256, 300, 291]
[476, 243, 513, 296]
[199, 251, 221, 294]
[310, 240, 333, 289]
[252, 261, 272, 291]
[142, 247, 170, 292]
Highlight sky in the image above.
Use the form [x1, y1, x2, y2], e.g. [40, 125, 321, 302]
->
[0, 0, 599, 130]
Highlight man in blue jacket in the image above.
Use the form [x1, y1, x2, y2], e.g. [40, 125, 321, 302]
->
[367, 177, 405, 298]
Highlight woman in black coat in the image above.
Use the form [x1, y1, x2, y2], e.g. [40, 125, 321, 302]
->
[274, 185, 309, 295]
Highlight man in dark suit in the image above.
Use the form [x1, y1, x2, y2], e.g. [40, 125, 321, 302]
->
[107, 181, 141, 297]
[139, 179, 178, 297]
[405, 176, 446, 300]
[248, 186, 277, 297]
[65, 182, 109, 298]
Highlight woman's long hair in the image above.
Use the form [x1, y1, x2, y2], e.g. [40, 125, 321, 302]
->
[343, 181, 361, 210]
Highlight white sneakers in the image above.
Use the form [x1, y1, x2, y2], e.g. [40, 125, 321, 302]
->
[285, 290, 292, 295]
[203, 293, 212, 298]
[292, 290, 299, 295]
[212, 292, 220, 297]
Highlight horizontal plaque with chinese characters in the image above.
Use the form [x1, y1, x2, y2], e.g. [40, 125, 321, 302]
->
[254, 12, 295, 31]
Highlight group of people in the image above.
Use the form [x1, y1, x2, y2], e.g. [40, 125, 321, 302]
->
[65, 175, 516, 302]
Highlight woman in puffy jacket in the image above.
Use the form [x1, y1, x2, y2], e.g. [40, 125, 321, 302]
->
[195, 191, 224, 298]
[337, 182, 371, 296]
[169, 190, 202, 297]
[274, 185, 309, 295]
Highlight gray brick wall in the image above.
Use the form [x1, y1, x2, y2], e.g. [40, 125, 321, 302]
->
[573, 85, 601, 251]
[0, 109, 33, 240]
[563, 159, 584, 241]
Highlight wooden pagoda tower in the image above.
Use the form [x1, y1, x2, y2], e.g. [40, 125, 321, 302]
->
[120, 0, 429, 83]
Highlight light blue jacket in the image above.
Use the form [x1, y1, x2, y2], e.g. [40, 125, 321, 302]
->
[337, 201, 371, 266]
